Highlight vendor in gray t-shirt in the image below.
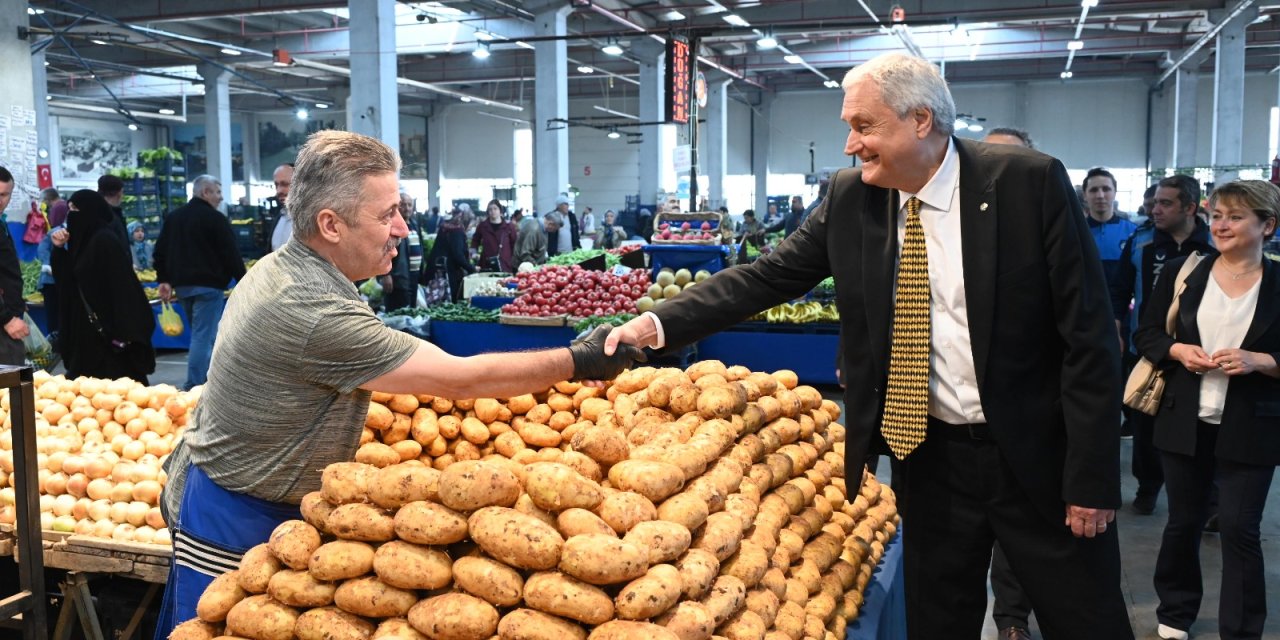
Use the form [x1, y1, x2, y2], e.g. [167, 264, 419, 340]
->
[153, 130, 644, 640]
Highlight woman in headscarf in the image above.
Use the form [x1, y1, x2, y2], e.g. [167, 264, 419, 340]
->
[128, 221, 153, 271]
[471, 199, 517, 272]
[51, 190, 156, 383]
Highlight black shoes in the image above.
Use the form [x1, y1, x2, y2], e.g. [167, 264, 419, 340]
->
[1133, 493, 1158, 515]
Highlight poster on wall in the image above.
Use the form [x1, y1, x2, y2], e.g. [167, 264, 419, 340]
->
[172, 123, 244, 181]
[258, 113, 344, 180]
[400, 113, 426, 179]
[60, 124, 133, 179]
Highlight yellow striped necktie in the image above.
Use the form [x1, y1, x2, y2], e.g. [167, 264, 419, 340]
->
[882, 196, 931, 459]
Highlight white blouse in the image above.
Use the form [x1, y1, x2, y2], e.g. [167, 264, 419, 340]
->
[1195, 273, 1261, 424]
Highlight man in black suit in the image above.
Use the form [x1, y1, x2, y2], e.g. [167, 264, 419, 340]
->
[605, 52, 1132, 639]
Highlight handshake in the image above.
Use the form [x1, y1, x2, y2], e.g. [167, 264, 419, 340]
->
[568, 325, 650, 382]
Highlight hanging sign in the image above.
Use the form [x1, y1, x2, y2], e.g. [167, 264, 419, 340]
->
[665, 36, 691, 124]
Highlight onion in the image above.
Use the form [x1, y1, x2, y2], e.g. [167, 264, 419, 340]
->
[145, 439, 170, 457]
[100, 420, 122, 439]
[163, 396, 188, 419]
[0, 506, 14, 525]
[78, 417, 100, 435]
[88, 499, 111, 522]
[132, 480, 162, 506]
[45, 451, 67, 473]
[82, 430, 105, 445]
[84, 458, 112, 480]
[152, 527, 171, 545]
[145, 507, 165, 529]
[51, 514, 76, 532]
[65, 473, 89, 499]
[86, 478, 114, 501]
[109, 434, 131, 456]
[110, 482, 135, 504]
[94, 409, 113, 427]
[62, 455, 85, 476]
[128, 463, 158, 484]
[132, 525, 156, 544]
[137, 430, 158, 444]
[0, 430, 9, 451]
[124, 419, 147, 439]
[126, 387, 151, 407]
[78, 379, 105, 398]
[111, 523, 135, 541]
[0, 451, 13, 474]
[42, 403, 69, 424]
[121, 441, 145, 461]
[92, 518, 114, 538]
[145, 411, 172, 437]
[38, 494, 53, 513]
[108, 502, 128, 524]
[74, 518, 94, 535]
[51, 494, 76, 517]
[91, 393, 122, 412]
[72, 498, 91, 520]
[39, 512, 53, 530]
[0, 487, 13, 506]
[125, 501, 149, 527]
[44, 472, 67, 496]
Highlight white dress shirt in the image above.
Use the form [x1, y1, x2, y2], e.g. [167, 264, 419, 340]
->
[271, 209, 293, 252]
[1195, 274, 1260, 424]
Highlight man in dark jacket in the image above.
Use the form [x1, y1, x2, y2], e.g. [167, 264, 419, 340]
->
[155, 175, 246, 389]
[0, 167, 30, 365]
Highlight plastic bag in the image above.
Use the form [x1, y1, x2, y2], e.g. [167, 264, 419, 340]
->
[22, 312, 57, 370]
[23, 207, 48, 244]
[159, 302, 184, 337]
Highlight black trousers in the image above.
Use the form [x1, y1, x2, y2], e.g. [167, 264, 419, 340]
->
[1125, 353, 1164, 497]
[897, 419, 1133, 640]
[1155, 422, 1275, 639]
[990, 542, 1034, 630]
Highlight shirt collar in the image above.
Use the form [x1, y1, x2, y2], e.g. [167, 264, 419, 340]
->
[898, 137, 959, 214]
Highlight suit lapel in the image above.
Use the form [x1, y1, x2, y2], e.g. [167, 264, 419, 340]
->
[956, 141, 997, 390]
[1241, 258, 1280, 348]
[863, 185, 897, 373]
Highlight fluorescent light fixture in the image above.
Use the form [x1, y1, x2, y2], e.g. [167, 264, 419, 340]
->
[954, 118, 967, 129]
[1082, 0, 1098, 6]
[783, 54, 803, 64]
[602, 41, 624, 56]
[577, 65, 594, 73]
[45, 95, 51, 101]
[460, 96, 473, 103]
[593, 105, 639, 120]
[315, 103, 329, 109]
[756, 35, 778, 49]
[220, 48, 242, 56]
[473, 43, 491, 59]
[723, 14, 750, 27]
[967, 123, 984, 132]
[662, 10, 686, 20]
[158, 108, 176, 115]
[823, 80, 840, 89]
[515, 41, 535, 50]
[296, 108, 309, 120]
[1067, 40, 1084, 50]
[27, 7, 44, 14]
[1060, 71, 1073, 79]
[607, 130, 621, 139]
[44, 60, 49, 66]
[91, 39, 108, 46]
[127, 123, 139, 131]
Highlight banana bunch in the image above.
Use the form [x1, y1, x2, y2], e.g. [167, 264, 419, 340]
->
[136, 269, 158, 283]
[755, 301, 839, 323]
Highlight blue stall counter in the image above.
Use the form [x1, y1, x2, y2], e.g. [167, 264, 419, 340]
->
[643, 244, 729, 280]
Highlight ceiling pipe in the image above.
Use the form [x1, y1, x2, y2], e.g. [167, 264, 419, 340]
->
[1154, 0, 1256, 86]
[286, 57, 524, 112]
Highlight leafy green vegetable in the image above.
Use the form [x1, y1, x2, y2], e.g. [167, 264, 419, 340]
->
[21, 260, 41, 297]
[546, 249, 620, 269]
[404, 302, 500, 323]
[572, 313, 636, 333]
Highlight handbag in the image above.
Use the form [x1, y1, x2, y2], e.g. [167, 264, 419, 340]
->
[1122, 252, 1205, 415]
[77, 287, 129, 353]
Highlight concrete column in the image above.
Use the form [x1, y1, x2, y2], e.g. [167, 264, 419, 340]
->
[751, 92, 774, 218]
[1210, 6, 1253, 172]
[426, 102, 447, 213]
[634, 39, 664, 209]
[240, 113, 260, 185]
[0, 0, 38, 215]
[348, 0, 399, 149]
[705, 78, 731, 211]
[199, 63, 232, 209]
[32, 49, 53, 181]
[1172, 68, 1198, 170]
[531, 3, 571, 215]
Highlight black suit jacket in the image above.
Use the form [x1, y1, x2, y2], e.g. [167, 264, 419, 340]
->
[1134, 254, 1280, 466]
[654, 138, 1122, 523]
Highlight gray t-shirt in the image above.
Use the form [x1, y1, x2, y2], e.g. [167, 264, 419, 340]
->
[163, 239, 418, 517]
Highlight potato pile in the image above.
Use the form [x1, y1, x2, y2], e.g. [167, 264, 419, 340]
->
[172, 361, 900, 640]
[0, 371, 199, 544]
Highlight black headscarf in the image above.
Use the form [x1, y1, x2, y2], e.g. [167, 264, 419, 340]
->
[67, 190, 116, 264]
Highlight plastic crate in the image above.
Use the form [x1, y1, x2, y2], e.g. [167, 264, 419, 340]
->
[650, 211, 725, 244]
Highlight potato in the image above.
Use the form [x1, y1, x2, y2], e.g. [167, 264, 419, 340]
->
[524, 572, 615, 625]
[374, 618, 428, 640]
[299, 492, 335, 533]
[517, 421, 561, 448]
[525, 462, 604, 512]
[590, 621, 681, 640]
[468, 506, 565, 570]
[356, 442, 401, 468]
[557, 508, 617, 538]
[615, 564, 682, 620]
[438, 461, 522, 511]
[295, 607, 375, 640]
[559, 534, 649, 585]
[236, 545, 282, 594]
[408, 593, 499, 640]
[569, 426, 630, 467]
[473, 398, 502, 423]
[608, 460, 686, 503]
[718, 610, 766, 640]
[321, 462, 374, 505]
[389, 501, 467, 546]
[559, 451, 603, 483]
[326, 503, 396, 542]
[267, 569, 336, 607]
[334, 576, 417, 618]
[744, 589, 780, 628]
[454, 555, 525, 606]
[720, 541, 769, 588]
[624, 520, 691, 564]
[656, 602, 716, 640]
[197, 570, 246, 622]
[657, 493, 710, 532]
[693, 512, 745, 561]
[724, 495, 758, 534]
[697, 387, 740, 421]
[702, 576, 747, 626]
[170, 619, 220, 640]
[676, 549, 721, 600]
[366, 402, 395, 430]
[498, 609, 587, 640]
[667, 385, 701, 416]
[369, 463, 439, 509]
[594, 491, 657, 533]
[268, 520, 321, 571]
[374, 540, 452, 590]
[309, 539, 375, 582]
[514, 493, 558, 528]
[224, 594, 299, 640]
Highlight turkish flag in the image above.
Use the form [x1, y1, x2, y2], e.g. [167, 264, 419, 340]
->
[37, 164, 52, 189]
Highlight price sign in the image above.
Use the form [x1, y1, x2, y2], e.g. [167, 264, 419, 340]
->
[666, 37, 691, 124]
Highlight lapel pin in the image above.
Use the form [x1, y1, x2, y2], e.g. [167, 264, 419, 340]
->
[980, 202, 989, 211]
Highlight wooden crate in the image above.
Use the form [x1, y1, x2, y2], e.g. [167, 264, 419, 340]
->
[651, 211, 726, 245]
[499, 314, 567, 327]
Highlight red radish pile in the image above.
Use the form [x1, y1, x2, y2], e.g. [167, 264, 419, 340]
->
[502, 265, 650, 317]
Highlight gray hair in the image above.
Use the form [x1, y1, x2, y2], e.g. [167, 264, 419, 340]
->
[289, 130, 401, 241]
[191, 175, 221, 199]
[842, 53, 956, 137]
[543, 211, 564, 226]
[986, 127, 1034, 149]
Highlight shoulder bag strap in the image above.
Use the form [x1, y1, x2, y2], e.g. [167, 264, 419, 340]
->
[1163, 251, 1205, 337]
[76, 287, 112, 342]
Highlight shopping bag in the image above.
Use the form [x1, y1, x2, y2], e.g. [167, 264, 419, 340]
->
[159, 302, 185, 337]
[23, 207, 48, 244]
[21, 312, 57, 370]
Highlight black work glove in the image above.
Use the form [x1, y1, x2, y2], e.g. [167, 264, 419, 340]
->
[568, 325, 648, 381]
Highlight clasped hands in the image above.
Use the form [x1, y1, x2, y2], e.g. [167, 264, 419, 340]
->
[1170, 343, 1259, 376]
[570, 316, 660, 385]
